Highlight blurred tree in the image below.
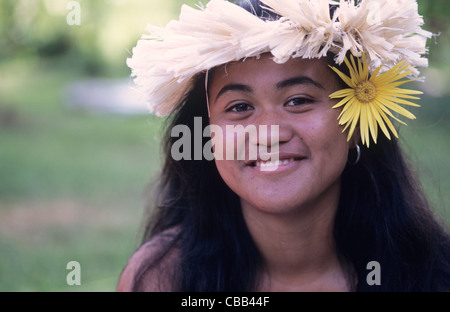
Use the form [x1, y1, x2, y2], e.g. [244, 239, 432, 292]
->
[0, 0, 448, 75]
[0, 0, 109, 74]
[418, 0, 450, 29]
[418, 0, 450, 66]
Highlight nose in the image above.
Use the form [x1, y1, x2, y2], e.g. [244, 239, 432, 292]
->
[248, 109, 294, 148]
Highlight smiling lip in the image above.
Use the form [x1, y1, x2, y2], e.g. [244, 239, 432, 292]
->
[255, 158, 296, 168]
[245, 152, 306, 171]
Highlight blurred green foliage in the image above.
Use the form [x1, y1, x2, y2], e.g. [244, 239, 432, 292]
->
[0, 0, 199, 76]
[0, 0, 197, 292]
[0, 0, 449, 75]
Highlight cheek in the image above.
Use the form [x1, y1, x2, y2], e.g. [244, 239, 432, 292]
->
[309, 108, 349, 172]
[210, 123, 245, 161]
[210, 123, 244, 190]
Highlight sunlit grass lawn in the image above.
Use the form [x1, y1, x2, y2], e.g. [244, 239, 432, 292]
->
[0, 57, 449, 291]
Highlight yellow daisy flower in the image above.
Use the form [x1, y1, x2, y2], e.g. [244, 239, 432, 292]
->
[329, 53, 423, 147]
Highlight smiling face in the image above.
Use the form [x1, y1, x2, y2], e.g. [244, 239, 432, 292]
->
[208, 54, 353, 216]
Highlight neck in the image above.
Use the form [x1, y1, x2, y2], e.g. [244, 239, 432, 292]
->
[241, 182, 350, 291]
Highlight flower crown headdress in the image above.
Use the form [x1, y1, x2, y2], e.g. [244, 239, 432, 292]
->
[128, 0, 432, 147]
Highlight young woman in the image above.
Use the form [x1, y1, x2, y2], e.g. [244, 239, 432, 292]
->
[117, 0, 450, 291]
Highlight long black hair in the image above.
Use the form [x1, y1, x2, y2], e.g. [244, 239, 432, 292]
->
[131, 0, 450, 291]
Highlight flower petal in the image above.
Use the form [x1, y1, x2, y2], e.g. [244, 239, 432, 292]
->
[369, 101, 391, 140]
[329, 89, 355, 99]
[378, 95, 421, 107]
[339, 97, 359, 124]
[329, 65, 355, 88]
[346, 102, 361, 142]
[360, 103, 369, 147]
[332, 95, 354, 109]
[373, 102, 399, 139]
[366, 103, 378, 144]
[380, 99, 417, 120]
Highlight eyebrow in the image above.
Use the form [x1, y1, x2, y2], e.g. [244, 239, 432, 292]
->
[214, 76, 324, 102]
[215, 83, 254, 102]
[276, 76, 325, 90]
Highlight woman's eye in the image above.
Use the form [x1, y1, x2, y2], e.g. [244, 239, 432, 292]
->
[227, 103, 253, 113]
[286, 97, 314, 106]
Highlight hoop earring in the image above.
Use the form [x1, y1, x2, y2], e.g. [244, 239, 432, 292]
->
[348, 143, 361, 165]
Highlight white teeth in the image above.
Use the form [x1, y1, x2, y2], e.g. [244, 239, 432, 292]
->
[255, 158, 294, 168]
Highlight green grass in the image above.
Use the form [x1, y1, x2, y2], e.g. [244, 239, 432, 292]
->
[399, 84, 450, 222]
[0, 56, 449, 292]
[401, 117, 450, 223]
[0, 208, 140, 291]
[0, 57, 164, 291]
[0, 57, 164, 203]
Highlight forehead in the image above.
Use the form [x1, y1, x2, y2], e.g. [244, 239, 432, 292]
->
[209, 54, 337, 90]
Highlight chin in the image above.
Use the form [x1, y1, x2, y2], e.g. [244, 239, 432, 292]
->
[240, 194, 312, 216]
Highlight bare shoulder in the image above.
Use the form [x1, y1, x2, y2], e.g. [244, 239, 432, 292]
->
[116, 227, 180, 292]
